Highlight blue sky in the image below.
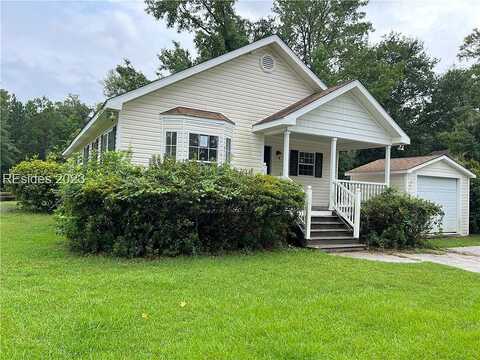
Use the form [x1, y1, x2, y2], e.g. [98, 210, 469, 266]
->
[1, 0, 479, 106]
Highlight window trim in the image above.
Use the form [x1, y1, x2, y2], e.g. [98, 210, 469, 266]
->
[225, 138, 232, 163]
[298, 151, 315, 177]
[164, 131, 177, 159]
[188, 132, 219, 163]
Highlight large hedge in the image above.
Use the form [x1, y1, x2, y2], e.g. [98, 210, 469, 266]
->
[360, 188, 443, 249]
[56, 153, 305, 257]
[8, 159, 64, 212]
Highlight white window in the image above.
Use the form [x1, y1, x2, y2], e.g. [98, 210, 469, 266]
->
[107, 126, 116, 151]
[165, 131, 177, 159]
[101, 133, 108, 154]
[298, 151, 315, 176]
[189, 133, 218, 162]
[225, 138, 231, 163]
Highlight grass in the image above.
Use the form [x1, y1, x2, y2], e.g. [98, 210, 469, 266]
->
[427, 235, 480, 249]
[1, 201, 479, 359]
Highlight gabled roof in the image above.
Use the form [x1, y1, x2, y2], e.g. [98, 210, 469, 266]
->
[347, 155, 440, 174]
[160, 107, 234, 125]
[252, 80, 410, 145]
[63, 35, 326, 156]
[346, 154, 476, 178]
[255, 80, 354, 126]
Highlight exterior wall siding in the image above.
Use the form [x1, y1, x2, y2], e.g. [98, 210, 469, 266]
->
[265, 135, 331, 207]
[117, 45, 314, 169]
[293, 93, 393, 144]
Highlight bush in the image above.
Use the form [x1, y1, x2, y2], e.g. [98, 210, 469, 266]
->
[360, 188, 443, 249]
[8, 158, 64, 212]
[56, 153, 305, 257]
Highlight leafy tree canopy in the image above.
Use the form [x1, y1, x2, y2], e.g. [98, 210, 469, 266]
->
[458, 28, 480, 63]
[103, 59, 150, 98]
[157, 41, 195, 76]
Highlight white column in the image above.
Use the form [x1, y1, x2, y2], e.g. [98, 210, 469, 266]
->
[329, 137, 338, 210]
[385, 145, 391, 186]
[282, 128, 290, 178]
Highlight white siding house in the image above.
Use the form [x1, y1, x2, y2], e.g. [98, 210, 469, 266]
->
[63, 35, 415, 247]
[346, 155, 476, 236]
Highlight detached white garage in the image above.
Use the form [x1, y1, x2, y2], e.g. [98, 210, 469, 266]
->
[346, 154, 476, 235]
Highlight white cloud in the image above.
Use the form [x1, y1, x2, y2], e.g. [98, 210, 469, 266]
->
[1, 0, 478, 105]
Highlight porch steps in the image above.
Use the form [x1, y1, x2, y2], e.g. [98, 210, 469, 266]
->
[306, 211, 366, 252]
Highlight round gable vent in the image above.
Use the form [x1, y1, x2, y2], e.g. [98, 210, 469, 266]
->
[260, 54, 275, 73]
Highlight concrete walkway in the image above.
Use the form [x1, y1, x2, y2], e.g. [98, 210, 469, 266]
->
[335, 246, 480, 273]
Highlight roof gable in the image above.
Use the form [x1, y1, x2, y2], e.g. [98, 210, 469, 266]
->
[108, 35, 326, 110]
[253, 80, 410, 145]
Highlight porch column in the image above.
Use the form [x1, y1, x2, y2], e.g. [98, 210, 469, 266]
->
[385, 145, 391, 186]
[282, 128, 290, 178]
[329, 137, 338, 210]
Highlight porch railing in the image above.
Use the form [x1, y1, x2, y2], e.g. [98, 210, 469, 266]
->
[332, 180, 362, 238]
[335, 180, 387, 203]
[303, 186, 313, 240]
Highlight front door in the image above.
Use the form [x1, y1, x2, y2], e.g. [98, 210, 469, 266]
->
[263, 146, 272, 175]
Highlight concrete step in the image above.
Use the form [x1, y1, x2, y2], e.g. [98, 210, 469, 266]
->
[308, 237, 359, 245]
[307, 243, 366, 252]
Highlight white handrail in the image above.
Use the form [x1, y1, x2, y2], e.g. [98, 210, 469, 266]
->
[304, 186, 312, 240]
[335, 179, 387, 203]
[332, 181, 362, 238]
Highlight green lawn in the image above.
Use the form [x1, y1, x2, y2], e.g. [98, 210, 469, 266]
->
[427, 235, 480, 249]
[1, 202, 479, 359]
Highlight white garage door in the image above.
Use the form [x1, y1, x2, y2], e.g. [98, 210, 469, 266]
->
[417, 176, 458, 233]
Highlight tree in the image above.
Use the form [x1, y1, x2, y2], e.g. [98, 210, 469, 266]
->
[103, 59, 150, 98]
[273, 0, 372, 83]
[0, 90, 20, 176]
[157, 41, 195, 76]
[1, 89, 91, 165]
[145, 0, 250, 63]
[458, 28, 480, 63]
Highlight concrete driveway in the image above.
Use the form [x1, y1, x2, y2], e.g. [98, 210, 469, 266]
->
[336, 246, 480, 273]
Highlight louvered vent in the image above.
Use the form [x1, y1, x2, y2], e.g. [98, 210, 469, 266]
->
[260, 54, 275, 72]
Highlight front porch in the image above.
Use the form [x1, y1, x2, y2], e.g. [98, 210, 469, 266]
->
[252, 81, 410, 248]
[263, 130, 391, 245]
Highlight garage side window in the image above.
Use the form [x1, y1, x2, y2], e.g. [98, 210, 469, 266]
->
[189, 133, 218, 162]
[165, 131, 177, 159]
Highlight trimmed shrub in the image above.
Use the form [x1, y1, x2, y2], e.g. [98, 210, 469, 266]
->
[360, 188, 443, 249]
[8, 159, 64, 212]
[56, 153, 305, 257]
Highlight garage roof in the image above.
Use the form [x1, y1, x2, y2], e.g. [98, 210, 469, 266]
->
[346, 154, 476, 178]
